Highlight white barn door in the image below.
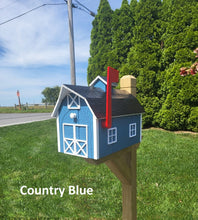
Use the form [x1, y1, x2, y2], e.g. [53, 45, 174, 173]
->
[63, 123, 88, 158]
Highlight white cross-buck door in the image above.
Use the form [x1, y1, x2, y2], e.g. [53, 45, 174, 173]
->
[63, 123, 88, 158]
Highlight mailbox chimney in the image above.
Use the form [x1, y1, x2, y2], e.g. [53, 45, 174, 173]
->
[120, 75, 136, 97]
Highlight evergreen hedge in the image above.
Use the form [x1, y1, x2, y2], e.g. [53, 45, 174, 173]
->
[88, 0, 198, 131]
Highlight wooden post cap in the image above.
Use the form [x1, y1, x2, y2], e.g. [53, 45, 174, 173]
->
[120, 75, 136, 97]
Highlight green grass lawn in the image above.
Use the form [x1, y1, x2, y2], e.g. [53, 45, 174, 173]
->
[0, 105, 54, 113]
[0, 120, 198, 219]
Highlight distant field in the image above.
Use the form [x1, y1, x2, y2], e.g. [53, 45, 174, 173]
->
[0, 105, 54, 113]
[0, 120, 198, 219]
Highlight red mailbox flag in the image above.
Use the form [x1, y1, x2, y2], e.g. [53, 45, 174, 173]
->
[102, 66, 119, 129]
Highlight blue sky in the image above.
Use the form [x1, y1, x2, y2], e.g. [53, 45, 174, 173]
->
[0, 0, 125, 106]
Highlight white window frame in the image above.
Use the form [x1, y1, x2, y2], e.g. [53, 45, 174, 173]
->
[107, 127, 117, 145]
[67, 94, 80, 109]
[129, 123, 136, 138]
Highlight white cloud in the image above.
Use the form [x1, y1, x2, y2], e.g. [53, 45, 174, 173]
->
[0, 1, 75, 67]
[0, 0, 123, 106]
[0, 0, 123, 68]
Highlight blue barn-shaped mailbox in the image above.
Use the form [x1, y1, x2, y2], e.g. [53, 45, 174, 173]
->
[52, 67, 144, 160]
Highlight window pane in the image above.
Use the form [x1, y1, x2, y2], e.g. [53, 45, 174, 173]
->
[76, 126, 86, 140]
[129, 123, 136, 137]
[107, 127, 117, 144]
[63, 124, 73, 139]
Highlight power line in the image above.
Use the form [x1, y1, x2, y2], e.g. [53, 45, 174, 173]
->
[75, 5, 95, 17]
[0, 1, 95, 26]
[64, 0, 78, 8]
[0, 3, 66, 26]
[0, 0, 95, 26]
[0, 0, 95, 85]
[74, 0, 95, 17]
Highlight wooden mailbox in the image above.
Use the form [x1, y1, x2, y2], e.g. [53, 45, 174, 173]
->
[52, 67, 144, 159]
[52, 67, 144, 219]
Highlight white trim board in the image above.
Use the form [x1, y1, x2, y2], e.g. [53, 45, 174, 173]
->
[89, 76, 107, 87]
[51, 85, 97, 120]
[93, 117, 99, 159]
[62, 123, 88, 158]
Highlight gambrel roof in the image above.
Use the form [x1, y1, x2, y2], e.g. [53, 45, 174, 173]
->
[51, 84, 144, 119]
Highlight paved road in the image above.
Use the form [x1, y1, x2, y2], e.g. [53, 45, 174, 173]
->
[0, 113, 52, 127]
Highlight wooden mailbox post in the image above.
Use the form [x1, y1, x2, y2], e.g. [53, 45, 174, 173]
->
[52, 68, 144, 220]
[86, 142, 139, 220]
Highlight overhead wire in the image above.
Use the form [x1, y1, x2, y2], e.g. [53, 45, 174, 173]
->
[64, 0, 78, 8]
[0, 3, 66, 26]
[74, 0, 96, 17]
[0, 0, 95, 26]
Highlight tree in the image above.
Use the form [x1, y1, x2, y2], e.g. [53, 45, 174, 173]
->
[109, 0, 135, 74]
[155, 0, 198, 131]
[87, 0, 113, 84]
[125, 0, 162, 76]
[124, 0, 162, 127]
[87, 0, 198, 131]
[160, 0, 198, 69]
[41, 86, 60, 105]
[155, 68, 198, 131]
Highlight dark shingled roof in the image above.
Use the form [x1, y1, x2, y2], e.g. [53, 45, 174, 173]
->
[64, 84, 144, 119]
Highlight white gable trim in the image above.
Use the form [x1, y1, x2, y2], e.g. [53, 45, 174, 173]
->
[89, 76, 107, 87]
[140, 114, 142, 142]
[51, 86, 68, 118]
[57, 115, 61, 152]
[51, 85, 97, 119]
[93, 117, 99, 159]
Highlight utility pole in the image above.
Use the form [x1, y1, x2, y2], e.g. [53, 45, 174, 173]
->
[65, 0, 95, 85]
[67, 0, 76, 85]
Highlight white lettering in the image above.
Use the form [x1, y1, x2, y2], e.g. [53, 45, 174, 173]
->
[69, 186, 75, 195]
[68, 185, 93, 195]
[49, 186, 53, 195]
[87, 188, 93, 195]
[80, 187, 86, 195]
[27, 188, 34, 195]
[35, 188, 41, 195]
[54, 188, 59, 195]
[20, 185, 27, 195]
[20, 186, 91, 196]
[76, 185, 79, 195]
[59, 188, 65, 197]
[42, 188, 49, 195]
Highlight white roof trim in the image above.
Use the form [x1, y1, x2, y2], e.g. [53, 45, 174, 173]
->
[89, 76, 107, 87]
[96, 113, 143, 120]
[93, 117, 99, 159]
[89, 75, 117, 88]
[51, 85, 97, 120]
[51, 86, 66, 118]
